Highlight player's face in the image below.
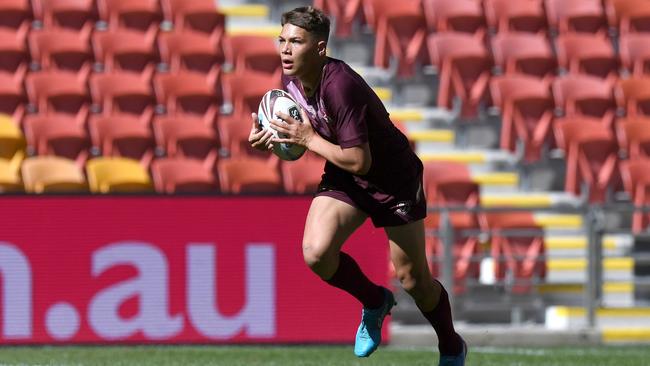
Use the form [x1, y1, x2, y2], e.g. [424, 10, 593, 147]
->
[278, 23, 326, 79]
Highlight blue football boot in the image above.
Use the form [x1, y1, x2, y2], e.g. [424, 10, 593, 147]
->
[354, 287, 396, 357]
[438, 337, 467, 366]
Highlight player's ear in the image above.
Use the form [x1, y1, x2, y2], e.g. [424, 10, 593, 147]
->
[317, 40, 327, 57]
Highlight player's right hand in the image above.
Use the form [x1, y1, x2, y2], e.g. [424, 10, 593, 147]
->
[248, 113, 274, 151]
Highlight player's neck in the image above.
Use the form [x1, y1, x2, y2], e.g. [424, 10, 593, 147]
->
[299, 58, 327, 97]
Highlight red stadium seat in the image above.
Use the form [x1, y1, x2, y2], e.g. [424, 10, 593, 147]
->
[217, 157, 283, 194]
[281, 151, 324, 194]
[153, 71, 222, 125]
[226, 35, 281, 78]
[89, 72, 155, 122]
[32, 0, 97, 32]
[223, 71, 281, 120]
[428, 32, 492, 118]
[422, 0, 487, 39]
[151, 157, 218, 193]
[556, 34, 619, 84]
[22, 113, 90, 166]
[0, 74, 27, 123]
[25, 70, 90, 118]
[217, 115, 278, 164]
[484, 0, 547, 34]
[88, 115, 155, 167]
[423, 161, 483, 295]
[605, 0, 650, 35]
[152, 115, 219, 170]
[92, 29, 158, 75]
[554, 117, 620, 202]
[616, 77, 650, 117]
[620, 158, 650, 232]
[617, 117, 650, 160]
[545, 0, 607, 37]
[158, 30, 225, 74]
[0, 28, 29, 78]
[0, 0, 33, 31]
[370, 0, 428, 78]
[315, 0, 366, 37]
[97, 0, 162, 34]
[160, 0, 225, 37]
[481, 212, 546, 294]
[490, 75, 554, 161]
[28, 29, 93, 75]
[620, 34, 650, 77]
[552, 74, 617, 129]
[491, 32, 557, 81]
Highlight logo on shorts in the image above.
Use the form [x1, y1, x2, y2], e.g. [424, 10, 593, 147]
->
[392, 201, 412, 219]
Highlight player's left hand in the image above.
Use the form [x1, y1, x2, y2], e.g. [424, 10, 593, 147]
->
[270, 108, 315, 148]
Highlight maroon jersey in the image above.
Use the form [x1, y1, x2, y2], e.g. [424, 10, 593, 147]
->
[282, 57, 422, 197]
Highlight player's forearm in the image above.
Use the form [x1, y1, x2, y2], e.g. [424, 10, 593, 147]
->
[307, 134, 371, 175]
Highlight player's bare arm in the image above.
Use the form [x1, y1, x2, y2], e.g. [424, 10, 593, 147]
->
[248, 112, 275, 151]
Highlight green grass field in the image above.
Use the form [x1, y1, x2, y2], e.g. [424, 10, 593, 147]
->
[0, 345, 647, 366]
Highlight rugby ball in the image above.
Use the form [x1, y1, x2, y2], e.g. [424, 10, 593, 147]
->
[257, 89, 307, 161]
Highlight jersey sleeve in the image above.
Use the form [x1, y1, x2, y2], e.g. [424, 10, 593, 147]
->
[323, 74, 369, 149]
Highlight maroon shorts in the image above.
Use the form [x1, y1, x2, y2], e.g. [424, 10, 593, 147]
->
[315, 170, 427, 228]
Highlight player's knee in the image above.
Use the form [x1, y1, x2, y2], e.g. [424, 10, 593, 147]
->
[396, 266, 430, 296]
[302, 242, 332, 272]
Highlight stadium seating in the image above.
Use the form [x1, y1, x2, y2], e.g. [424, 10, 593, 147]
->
[555, 33, 619, 84]
[217, 156, 283, 194]
[25, 70, 90, 117]
[481, 212, 547, 294]
[160, 0, 225, 37]
[554, 118, 620, 202]
[552, 74, 617, 129]
[0, 114, 25, 171]
[157, 30, 225, 74]
[422, 0, 487, 39]
[616, 77, 650, 117]
[88, 115, 155, 167]
[423, 161, 484, 294]
[491, 32, 557, 81]
[0, 158, 23, 192]
[315, 0, 364, 37]
[92, 29, 158, 75]
[223, 71, 280, 120]
[151, 157, 218, 193]
[0, 28, 29, 77]
[152, 115, 219, 170]
[28, 28, 93, 75]
[620, 33, 650, 77]
[0, 0, 33, 31]
[86, 156, 153, 193]
[545, 0, 608, 37]
[620, 158, 650, 232]
[427, 32, 492, 118]
[489, 75, 554, 161]
[97, 0, 162, 34]
[484, 0, 548, 34]
[153, 71, 222, 122]
[33, 0, 98, 31]
[226, 35, 281, 78]
[369, 0, 427, 78]
[281, 151, 324, 194]
[21, 155, 87, 193]
[605, 0, 650, 36]
[0, 73, 27, 123]
[617, 117, 650, 160]
[89, 72, 156, 122]
[217, 115, 278, 163]
[22, 113, 90, 166]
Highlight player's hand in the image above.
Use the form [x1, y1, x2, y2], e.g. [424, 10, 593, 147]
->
[248, 112, 274, 151]
[270, 108, 315, 148]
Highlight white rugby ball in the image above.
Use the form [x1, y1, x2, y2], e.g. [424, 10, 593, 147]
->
[257, 89, 307, 161]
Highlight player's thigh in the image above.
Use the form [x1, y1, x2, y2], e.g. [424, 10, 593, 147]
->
[303, 195, 368, 257]
[384, 219, 430, 277]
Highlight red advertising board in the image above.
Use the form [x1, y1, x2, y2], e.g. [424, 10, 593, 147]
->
[0, 197, 390, 344]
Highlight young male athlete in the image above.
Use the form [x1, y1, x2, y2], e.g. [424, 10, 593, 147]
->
[248, 6, 467, 365]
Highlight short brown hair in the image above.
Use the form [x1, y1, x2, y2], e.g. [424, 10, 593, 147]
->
[281, 6, 330, 42]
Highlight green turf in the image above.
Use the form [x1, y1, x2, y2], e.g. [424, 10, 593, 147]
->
[0, 345, 647, 366]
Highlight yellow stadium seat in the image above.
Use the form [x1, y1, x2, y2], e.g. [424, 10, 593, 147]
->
[21, 156, 88, 193]
[86, 157, 153, 193]
[0, 114, 25, 172]
[0, 159, 23, 192]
